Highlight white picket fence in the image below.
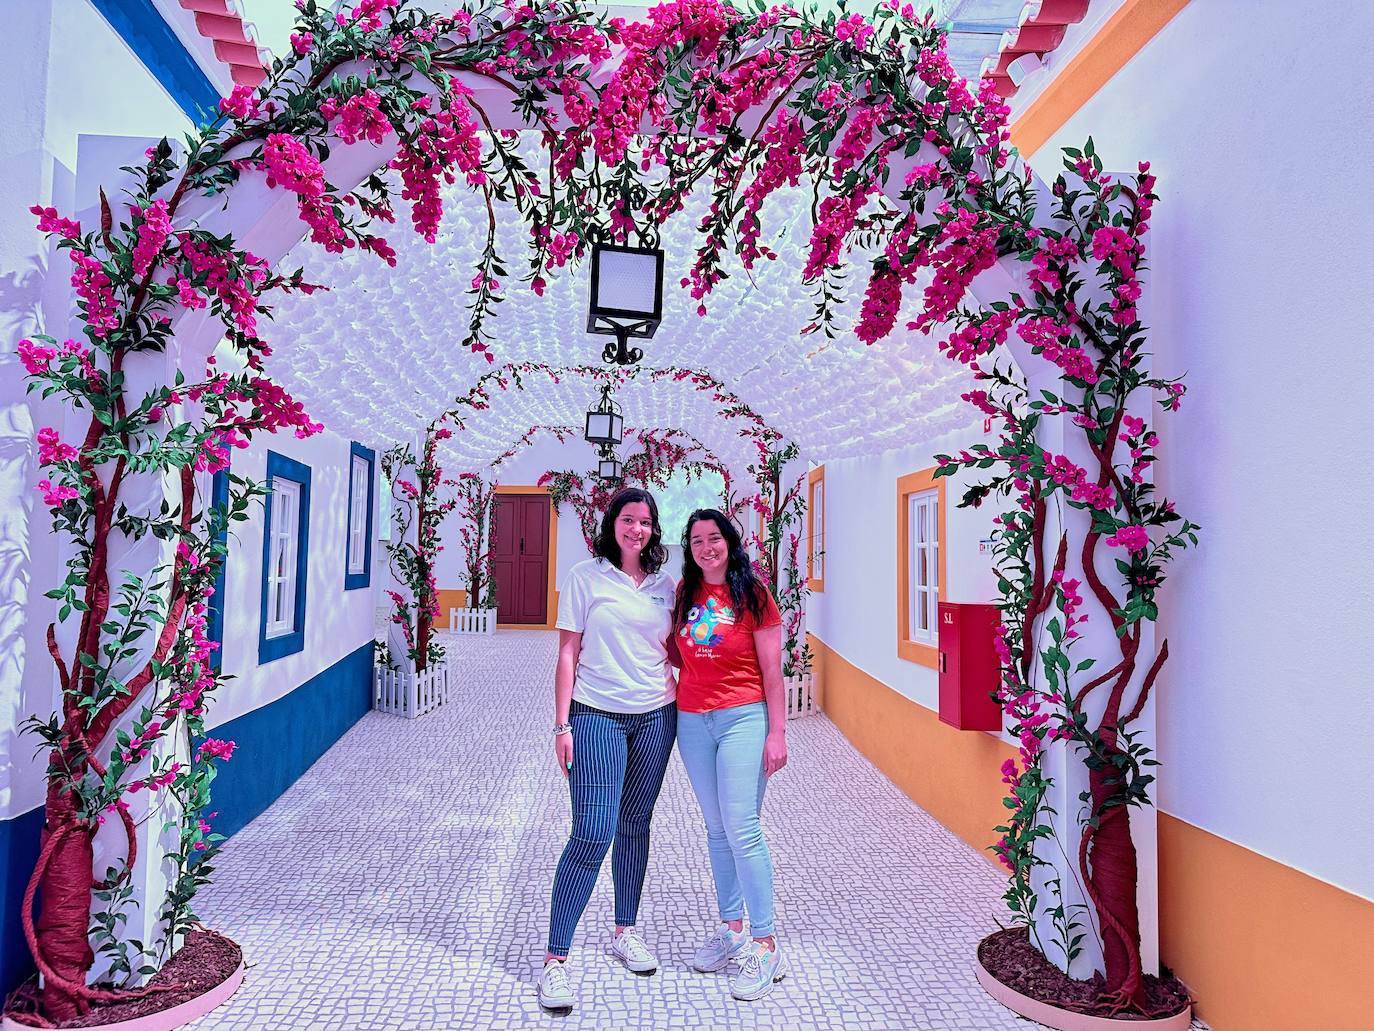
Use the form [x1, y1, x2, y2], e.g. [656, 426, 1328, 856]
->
[785, 672, 818, 720]
[449, 607, 497, 635]
[373, 661, 451, 718]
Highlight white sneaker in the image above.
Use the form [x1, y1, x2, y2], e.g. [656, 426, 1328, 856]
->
[608, 928, 658, 974]
[731, 941, 787, 1001]
[537, 959, 574, 1011]
[691, 923, 750, 973]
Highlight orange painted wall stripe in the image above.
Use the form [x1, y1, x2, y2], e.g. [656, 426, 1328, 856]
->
[810, 633, 1010, 860]
[811, 631, 1374, 1029]
[1010, 0, 1193, 160]
[1159, 815, 1374, 1030]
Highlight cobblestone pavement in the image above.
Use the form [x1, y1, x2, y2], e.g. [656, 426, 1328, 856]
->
[191, 630, 1079, 1030]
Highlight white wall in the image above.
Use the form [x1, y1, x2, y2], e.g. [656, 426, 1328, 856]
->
[1026, 0, 1374, 899]
[0, 0, 196, 822]
[208, 428, 381, 728]
[807, 422, 1000, 712]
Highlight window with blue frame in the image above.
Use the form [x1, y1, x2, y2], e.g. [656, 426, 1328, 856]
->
[259, 452, 311, 663]
[345, 443, 375, 590]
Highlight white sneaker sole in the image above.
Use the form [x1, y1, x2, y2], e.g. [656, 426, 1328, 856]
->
[691, 944, 748, 973]
[609, 944, 658, 975]
[731, 954, 788, 1001]
[537, 987, 574, 1012]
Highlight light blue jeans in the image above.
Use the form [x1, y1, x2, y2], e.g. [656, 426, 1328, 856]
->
[676, 702, 775, 938]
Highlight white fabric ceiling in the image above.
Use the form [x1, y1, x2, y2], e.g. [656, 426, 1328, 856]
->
[265, 167, 980, 472]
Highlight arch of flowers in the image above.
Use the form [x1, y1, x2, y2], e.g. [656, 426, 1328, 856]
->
[11, 0, 1195, 1023]
[378, 359, 802, 678]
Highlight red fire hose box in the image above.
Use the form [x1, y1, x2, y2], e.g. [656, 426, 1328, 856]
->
[937, 601, 1002, 731]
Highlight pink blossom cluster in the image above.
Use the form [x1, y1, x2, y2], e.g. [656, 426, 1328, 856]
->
[855, 267, 902, 344]
[390, 85, 486, 244]
[1043, 453, 1115, 510]
[195, 427, 249, 474]
[1160, 382, 1185, 411]
[344, 0, 400, 33]
[737, 113, 804, 269]
[263, 133, 347, 253]
[18, 339, 57, 375]
[71, 251, 119, 338]
[36, 479, 79, 507]
[127, 762, 182, 795]
[803, 188, 871, 282]
[910, 207, 999, 332]
[30, 204, 81, 241]
[1106, 523, 1149, 554]
[1016, 317, 1097, 383]
[1027, 233, 1079, 295]
[131, 199, 172, 278]
[244, 376, 324, 439]
[36, 427, 78, 464]
[178, 235, 265, 334]
[832, 100, 889, 179]
[938, 306, 1017, 365]
[323, 89, 393, 146]
[120, 720, 166, 766]
[1091, 225, 1143, 326]
[290, 31, 314, 55]
[220, 84, 262, 121]
[196, 738, 237, 762]
[1052, 569, 1084, 640]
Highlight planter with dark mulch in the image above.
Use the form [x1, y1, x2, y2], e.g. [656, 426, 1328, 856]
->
[2, 928, 244, 1031]
[976, 927, 1193, 1030]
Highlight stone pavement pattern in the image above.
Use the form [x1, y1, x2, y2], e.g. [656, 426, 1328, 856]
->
[190, 630, 1063, 1030]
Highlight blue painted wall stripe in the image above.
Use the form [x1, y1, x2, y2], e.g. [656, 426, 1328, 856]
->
[199, 642, 374, 840]
[3, 644, 374, 995]
[0, 806, 44, 998]
[87, 0, 222, 126]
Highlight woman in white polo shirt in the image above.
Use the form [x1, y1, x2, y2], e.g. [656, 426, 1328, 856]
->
[537, 487, 678, 1013]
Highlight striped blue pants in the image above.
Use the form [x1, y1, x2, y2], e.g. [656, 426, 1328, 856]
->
[546, 699, 677, 957]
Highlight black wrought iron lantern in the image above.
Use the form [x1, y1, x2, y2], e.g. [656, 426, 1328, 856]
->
[588, 241, 664, 367]
[584, 381, 624, 446]
[596, 444, 623, 481]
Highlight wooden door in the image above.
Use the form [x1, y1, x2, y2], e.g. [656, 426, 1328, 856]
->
[492, 494, 550, 625]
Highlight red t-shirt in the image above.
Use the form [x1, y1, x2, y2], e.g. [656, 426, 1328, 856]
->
[675, 581, 782, 713]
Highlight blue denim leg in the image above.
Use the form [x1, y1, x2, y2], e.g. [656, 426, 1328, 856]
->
[678, 711, 744, 921]
[679, 703, 775, 936]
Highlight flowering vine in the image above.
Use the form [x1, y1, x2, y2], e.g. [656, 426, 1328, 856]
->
[932, 146, 1196, 1014]
[453, 471, 498, 611]
[12, 0, 1194, 1021]
[381, 429, 457, 671]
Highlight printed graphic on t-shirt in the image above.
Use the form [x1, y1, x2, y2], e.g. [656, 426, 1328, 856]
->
[681, 595, 735, 652]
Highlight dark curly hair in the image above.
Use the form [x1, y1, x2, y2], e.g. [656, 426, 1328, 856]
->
[594, 487, 667, 573]
[674, 508, 769, 629]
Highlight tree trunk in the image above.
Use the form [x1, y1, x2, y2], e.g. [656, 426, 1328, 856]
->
[35, 786, 96, 1021]
[1083, 735, 1147, 1010]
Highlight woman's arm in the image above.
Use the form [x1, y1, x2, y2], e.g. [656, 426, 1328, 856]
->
[753, 623, 788, 776]
[554, 629, 581, 776]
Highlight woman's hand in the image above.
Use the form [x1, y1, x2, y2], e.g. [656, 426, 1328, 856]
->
[763, 728, 788, 777]
[555, 731, 574, 777]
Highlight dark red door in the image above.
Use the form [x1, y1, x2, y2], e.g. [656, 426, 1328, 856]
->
[492, 494, 550, 624]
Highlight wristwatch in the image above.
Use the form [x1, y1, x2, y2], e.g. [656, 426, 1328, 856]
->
[553, 722, 572, 736]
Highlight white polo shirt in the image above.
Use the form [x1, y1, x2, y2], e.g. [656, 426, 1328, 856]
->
[557, 557, 677, 714]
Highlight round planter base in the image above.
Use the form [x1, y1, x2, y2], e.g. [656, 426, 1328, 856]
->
[975, 929, 1191, 1030]
[3, 931, 244, 1031]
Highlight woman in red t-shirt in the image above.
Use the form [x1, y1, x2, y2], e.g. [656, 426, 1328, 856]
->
[672, 508, 788, 1001]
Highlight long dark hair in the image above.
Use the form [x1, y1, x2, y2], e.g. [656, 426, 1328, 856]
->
[594, 487, 667, 573]
[675, 508, 768, 628]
